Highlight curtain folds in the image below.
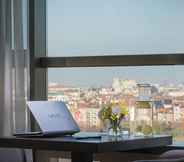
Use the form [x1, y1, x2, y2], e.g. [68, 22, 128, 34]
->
[0, 1, 31, 161]
[0, 0, 13, 136]
[0, 0, 29, 136]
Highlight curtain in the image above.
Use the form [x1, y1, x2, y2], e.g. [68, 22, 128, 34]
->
[0, 0, 13, 136]
[0, 0, 32, 161]
[13, 0, 30, 133]
[0, 0, 30, 161]
[0, 0, 29, 136]
[0, 0, 31, 162]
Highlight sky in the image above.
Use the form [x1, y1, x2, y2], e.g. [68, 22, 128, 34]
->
[47, 0, 184, 87]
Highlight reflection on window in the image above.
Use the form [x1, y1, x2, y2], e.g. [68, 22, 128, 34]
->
[48, 66, 184, 143]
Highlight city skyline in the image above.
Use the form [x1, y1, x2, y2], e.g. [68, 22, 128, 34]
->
[48, 77, 184, 138]
[48, 66, 184, 87]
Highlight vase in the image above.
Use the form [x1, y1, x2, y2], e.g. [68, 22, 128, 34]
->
[108, 120, 121, 136]
[134, 101, 153, 136]
[133, 84, 153, 136]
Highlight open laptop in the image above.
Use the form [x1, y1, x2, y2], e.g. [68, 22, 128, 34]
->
[14, 101, 101, 138]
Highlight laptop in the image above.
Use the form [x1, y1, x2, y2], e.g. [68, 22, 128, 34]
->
[14, 101, 101, 138]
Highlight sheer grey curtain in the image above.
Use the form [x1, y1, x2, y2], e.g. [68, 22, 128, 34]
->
[0, 0, 30, 161]
[0, 0, 29, 136]
[0, 0, 13, 136]
[13, 0, 30, 133]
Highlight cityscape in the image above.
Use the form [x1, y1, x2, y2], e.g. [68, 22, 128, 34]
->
[48, 78, 184, 141]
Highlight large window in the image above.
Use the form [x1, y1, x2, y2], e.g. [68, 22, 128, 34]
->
[46, 0, 184, 145]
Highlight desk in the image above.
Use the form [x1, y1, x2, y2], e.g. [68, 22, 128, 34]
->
[0, 135, 172, 162]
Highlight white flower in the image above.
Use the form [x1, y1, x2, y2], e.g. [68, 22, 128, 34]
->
[112, 106, 120, 115]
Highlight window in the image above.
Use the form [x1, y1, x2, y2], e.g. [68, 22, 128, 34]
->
[45, 0, 184, 145]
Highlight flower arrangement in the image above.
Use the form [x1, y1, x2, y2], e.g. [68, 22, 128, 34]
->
[99, 99, 128, 136]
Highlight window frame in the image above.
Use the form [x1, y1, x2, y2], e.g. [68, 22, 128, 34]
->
[40, 53, 184, 68]
[30, 0, 184, 147]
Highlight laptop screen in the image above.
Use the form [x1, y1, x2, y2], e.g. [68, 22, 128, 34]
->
[27, 101, 80, 133]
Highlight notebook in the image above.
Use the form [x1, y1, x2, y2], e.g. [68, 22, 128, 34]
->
[14, 101, 101, 138]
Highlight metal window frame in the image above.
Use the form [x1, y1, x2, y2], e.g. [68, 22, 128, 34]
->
[40, 53, 184, 68]
[29, 0, 184, 98]
[29, 0, 184, 148]
[29, 0, 47, 101]
[29, 0, 47, 131]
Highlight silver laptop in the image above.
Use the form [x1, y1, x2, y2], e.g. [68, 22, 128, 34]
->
[14, 101, 80, 137]
[14, 101, 101, 138]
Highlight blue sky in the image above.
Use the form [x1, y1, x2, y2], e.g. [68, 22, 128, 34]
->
[48, 0, 184, 87]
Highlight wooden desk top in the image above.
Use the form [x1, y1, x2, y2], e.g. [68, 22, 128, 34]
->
[0, 135, 172, 153]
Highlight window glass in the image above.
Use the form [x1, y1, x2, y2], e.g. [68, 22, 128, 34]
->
[48, 0, 184, 56]
[48, 66, 184, 144]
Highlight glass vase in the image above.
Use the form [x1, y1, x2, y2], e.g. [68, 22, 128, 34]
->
[133, 84, 153, 136]
[134, 101, 153, 136]
[108, 120, 121, 136]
